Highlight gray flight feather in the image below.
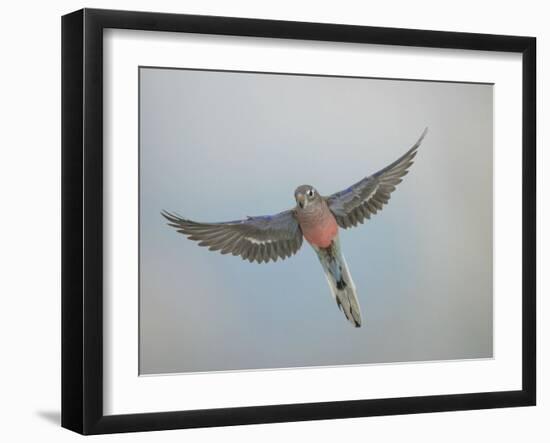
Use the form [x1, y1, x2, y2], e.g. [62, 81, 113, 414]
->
[161, 209, 304, 264]
[326, 128, 427, 229]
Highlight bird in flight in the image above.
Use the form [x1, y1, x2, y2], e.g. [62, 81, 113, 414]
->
[162, 128, 427, 327]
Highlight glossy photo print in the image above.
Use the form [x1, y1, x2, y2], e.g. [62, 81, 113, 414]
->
[139, 67, 493, 375]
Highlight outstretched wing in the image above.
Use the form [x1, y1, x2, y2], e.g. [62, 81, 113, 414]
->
[161, 209, 303, 263]
[326, 128, 427, 229]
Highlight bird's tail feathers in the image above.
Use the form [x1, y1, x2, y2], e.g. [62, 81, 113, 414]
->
[314, 237, 362, 327]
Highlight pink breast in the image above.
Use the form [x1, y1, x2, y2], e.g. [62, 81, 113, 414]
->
[302, 212, 339, 248]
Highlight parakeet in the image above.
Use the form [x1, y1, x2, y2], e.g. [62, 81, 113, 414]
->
[162, 128, 427, 327]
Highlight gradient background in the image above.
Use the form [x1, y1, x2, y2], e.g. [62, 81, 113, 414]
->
[139, 67, 493, 375]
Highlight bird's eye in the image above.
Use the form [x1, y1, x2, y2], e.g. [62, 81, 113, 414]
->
[306, 189, 314, 197]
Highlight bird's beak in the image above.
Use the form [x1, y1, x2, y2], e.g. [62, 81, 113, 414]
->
[296, 193, 305, 209]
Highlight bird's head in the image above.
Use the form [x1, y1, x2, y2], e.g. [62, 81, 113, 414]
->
[294, 185, 320, 209]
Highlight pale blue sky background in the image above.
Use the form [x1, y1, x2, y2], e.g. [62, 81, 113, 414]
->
[139, 67, 493, 375]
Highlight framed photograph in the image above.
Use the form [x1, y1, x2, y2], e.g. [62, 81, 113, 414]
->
[61, 8, 536, 435]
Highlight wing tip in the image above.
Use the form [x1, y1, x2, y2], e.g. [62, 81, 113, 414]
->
[413, 126, 429, 150]
[396, 126, 428, 167]
[160, 209, 185, 225]
[421, 126, 429, 139]
[161, 209, 189, 221]
[161, 209, 176, 222]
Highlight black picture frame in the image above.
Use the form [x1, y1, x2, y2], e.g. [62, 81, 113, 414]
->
[62, 8, 536, 435]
